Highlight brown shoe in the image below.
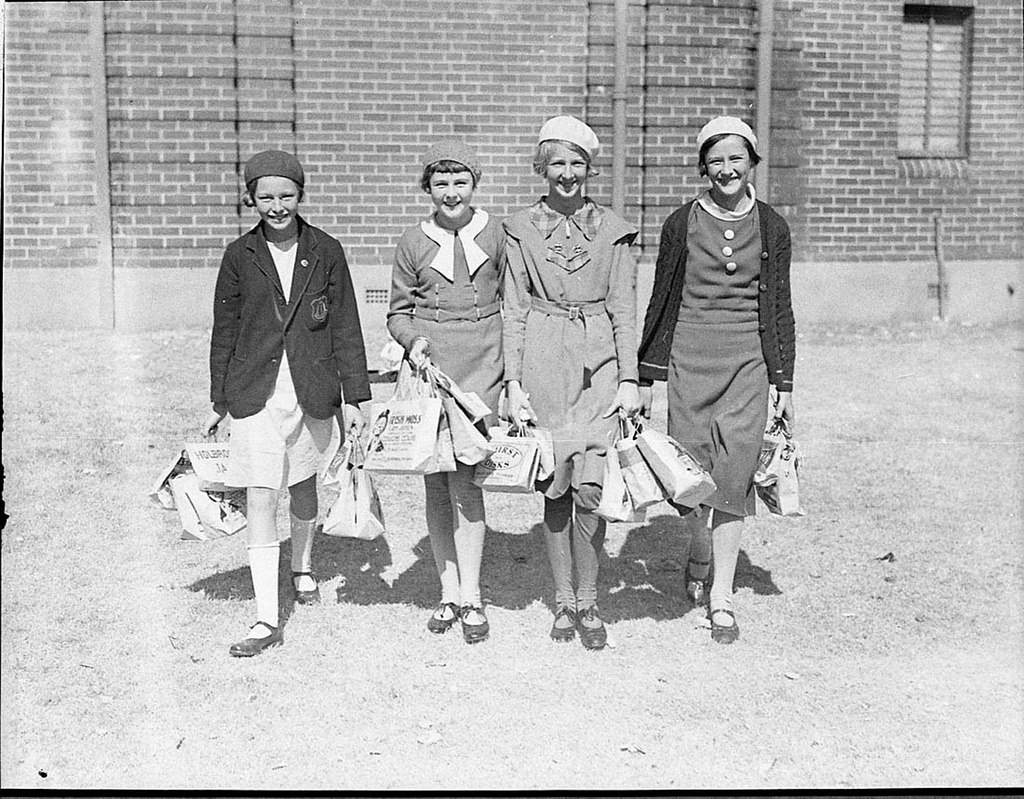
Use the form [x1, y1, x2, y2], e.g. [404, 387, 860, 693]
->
[550, 605, 577, 642]
[576, 605, 607, 650]
[229, 622, 283, 657]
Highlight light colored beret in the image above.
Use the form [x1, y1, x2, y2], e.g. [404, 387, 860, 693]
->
[537, 115, 600, 160]
[696, 116, 760, 159]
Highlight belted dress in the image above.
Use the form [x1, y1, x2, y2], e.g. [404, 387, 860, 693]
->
[503, 198, 639, 499]
[387, 208, 505, 420]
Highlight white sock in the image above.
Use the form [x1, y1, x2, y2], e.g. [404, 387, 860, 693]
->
[248, 543, 280, 634]
[290, 514, 317, 591]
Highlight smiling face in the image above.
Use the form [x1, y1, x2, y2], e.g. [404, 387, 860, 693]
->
[427, 169, 476, 229]
[701, 134, 754, 208]
[253, 176, 301, 240]
[544, 142, 589, 205]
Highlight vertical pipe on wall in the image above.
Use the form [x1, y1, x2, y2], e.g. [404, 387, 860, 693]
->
[755, 0, 774, 203]
[89, 2, 115, 328]
[612, 0, 629, 217]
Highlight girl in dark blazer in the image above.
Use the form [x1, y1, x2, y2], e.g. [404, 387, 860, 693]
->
[202, 150, 371, 657]
[637, 117, 795, 644]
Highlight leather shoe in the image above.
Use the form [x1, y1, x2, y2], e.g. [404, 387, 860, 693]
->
[229, 621, 283, 657]
[576, 605, 608, 650]
[710, 607, 739, 644]
[292, 571, 321, 605]
[427, 602, 460, 634]
[460, 605, 489, 644]
[549, 605, 577, 642]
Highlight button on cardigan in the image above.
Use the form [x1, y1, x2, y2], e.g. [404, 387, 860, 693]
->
[638, 199, 795, 391]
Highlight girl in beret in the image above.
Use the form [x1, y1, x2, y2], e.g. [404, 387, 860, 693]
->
[637, 116, 796, 644]
[387, 140, 505, 644]
[503, 115, 642, 650]
[203, 149, 371, 657]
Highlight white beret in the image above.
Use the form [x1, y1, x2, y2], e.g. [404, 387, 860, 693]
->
[537, 115, 600, 160]
[696, 116, 760, 159]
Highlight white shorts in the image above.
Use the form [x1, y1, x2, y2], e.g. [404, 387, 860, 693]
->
[225, 356, 335, 490]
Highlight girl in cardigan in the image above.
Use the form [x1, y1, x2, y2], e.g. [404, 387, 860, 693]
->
[387, 141, 505, 644]
[637, 117, 796, 644]
[203, 150, 370, 657]
[504, 116, 642, 650]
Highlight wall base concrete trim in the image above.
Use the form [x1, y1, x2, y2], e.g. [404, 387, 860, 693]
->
[4, 259, 1021, 335]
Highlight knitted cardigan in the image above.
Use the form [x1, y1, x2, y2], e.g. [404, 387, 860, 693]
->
[637, 199, 795, 390]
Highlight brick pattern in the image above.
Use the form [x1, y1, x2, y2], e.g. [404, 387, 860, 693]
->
[3, 3, 100, 268]
[4, 0, 1022, 286]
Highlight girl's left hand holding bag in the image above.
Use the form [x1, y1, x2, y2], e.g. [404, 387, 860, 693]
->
[202, 408, 226, 439]
[337, 403, 366, 439]
[602, 380, 643, 419]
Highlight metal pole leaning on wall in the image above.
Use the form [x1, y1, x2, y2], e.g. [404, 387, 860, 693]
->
[612, 0, 628, 217]
[89, 1, 116, 328]
[755, 0, 774, 203]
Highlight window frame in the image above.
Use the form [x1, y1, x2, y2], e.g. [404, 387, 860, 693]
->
[898, 4, 974, 160]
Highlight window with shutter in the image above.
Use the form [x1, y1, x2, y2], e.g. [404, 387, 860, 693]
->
[898, 5, 973, 158]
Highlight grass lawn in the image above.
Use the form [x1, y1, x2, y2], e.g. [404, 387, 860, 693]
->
[1, 319, 1022, 790]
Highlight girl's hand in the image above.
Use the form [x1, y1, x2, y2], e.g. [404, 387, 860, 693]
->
[639, 385, 653, 419]
[341, 403, 366, 439]
[202, 409, 226, 439]
[505, 380, 537, 425]
[773, 391, 795, 431]
[603, 381, 641, 419]
[408, 337, 431, 369]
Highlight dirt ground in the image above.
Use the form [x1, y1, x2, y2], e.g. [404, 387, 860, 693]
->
[1, 320, 1022, 790]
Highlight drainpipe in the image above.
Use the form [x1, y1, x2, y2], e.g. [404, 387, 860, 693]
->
[89, 2, 115, 328]
[612, 0, 628, 217]
[755, 0, 774, 202]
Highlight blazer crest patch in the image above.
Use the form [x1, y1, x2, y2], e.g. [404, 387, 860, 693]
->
[310, 295, 328, 322]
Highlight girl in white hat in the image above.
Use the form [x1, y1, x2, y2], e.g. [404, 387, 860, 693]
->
[203, 150, 370, 656]
[503, 115, 642, 650]
[637, 116, 796, 644]
[387, 140, 506, 644]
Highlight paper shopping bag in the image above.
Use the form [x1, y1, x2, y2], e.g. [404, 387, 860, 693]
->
[168, 472, 247, 540]
[473, 425, 541, 493]
[615, 420, 664, 510]
[755, 419, 805, 516]
[531, 426, 555, 481]
[636, 427, 716, 508]
[443, 398, 494, 465]
[426, 363, 492, 423]
[363, 362, 451, 474]
[183, 442, 234, 491]
[323, 439, 385, 539]
[150, 450, 191, 509]
[595, 445, 645, 523]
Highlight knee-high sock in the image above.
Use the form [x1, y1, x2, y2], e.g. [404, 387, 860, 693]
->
[449, 463, 486, 608]
[248, 542, 280, 630]
[289, 513, 317, 580]
[572, 484, 606, 609]
[543, 493, 575, 609]
[710, 511, 744, 610]
[425, 472, 460, 605]
[686, 507, 712, 580]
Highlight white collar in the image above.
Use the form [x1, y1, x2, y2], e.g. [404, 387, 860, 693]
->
[696, 184, 756, 221]
[420, 209, 490, 281]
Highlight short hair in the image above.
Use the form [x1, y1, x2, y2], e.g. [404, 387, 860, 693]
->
[420, 159, 481, 193]
[241, 178, 304, 208]
[698, 133, 762, 176]
[532, 140, 599, 178]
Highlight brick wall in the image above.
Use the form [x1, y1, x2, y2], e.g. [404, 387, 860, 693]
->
[3, 0, 1021, 329]
[3, 3, 100, 269]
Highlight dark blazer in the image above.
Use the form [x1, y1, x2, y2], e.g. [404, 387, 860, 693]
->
[637, 199, 795, 391]
[210, 217, 371, 421]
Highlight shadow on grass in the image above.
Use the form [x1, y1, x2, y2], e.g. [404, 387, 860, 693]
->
[186, 536, 395, 621]
[383, 513, 782, 623]
[187, 513, 781, 624]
